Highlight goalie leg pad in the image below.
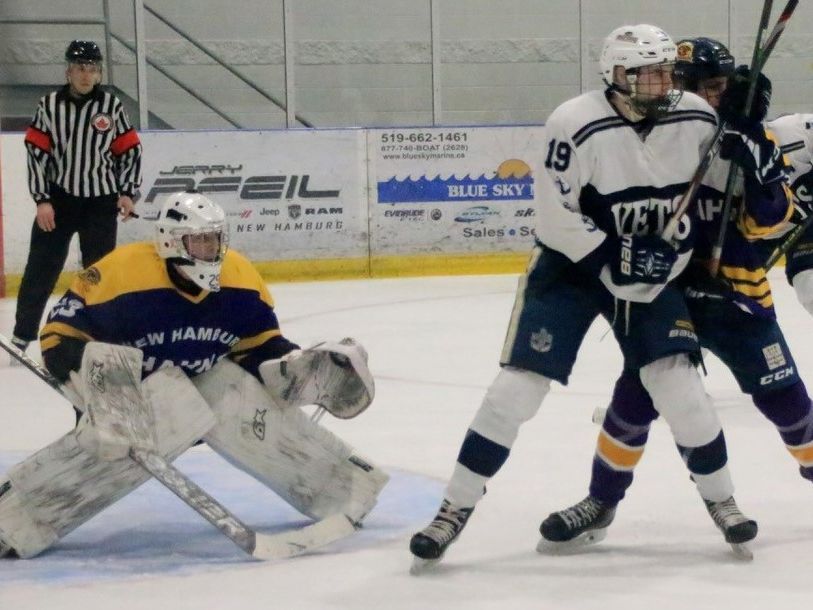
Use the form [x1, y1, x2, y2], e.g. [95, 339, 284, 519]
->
[197, 360, 388, 523]
[0, 367, 215, 558]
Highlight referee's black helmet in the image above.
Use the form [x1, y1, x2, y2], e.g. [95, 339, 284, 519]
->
[65, 40, 103, 64]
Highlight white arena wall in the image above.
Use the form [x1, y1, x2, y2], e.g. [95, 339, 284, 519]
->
[0, 125, 545, 296]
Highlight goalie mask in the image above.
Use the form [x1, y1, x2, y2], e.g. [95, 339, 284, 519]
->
[154, 192, 229, 292]
[600, 24, 682, 119]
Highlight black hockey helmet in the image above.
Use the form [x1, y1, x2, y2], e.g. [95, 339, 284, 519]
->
[64, 40, 103, 64]
[673, 37, 734, 92]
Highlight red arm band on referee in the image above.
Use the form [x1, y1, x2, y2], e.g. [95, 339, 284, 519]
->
[110, 129, 140, 156]
[25, 127, 52, 153]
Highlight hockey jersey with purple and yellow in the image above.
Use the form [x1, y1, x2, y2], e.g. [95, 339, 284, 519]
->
[534, 90, 717, 301]
[40, 242, 289, 379]
[691, 125, 793, 315]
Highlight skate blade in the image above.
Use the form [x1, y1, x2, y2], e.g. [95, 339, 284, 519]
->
[410, 556, 442, 575]
[729, 542, 753, 561]
[536, 527, 608, 554]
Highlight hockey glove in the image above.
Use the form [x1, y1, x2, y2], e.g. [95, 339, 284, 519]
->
[717, 65, 772, 125]
[610, 234, 677, 286]
[720, 124, 786, 186]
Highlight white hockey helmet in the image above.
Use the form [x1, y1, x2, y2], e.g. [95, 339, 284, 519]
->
[600, 24, 681, 118]
[154, 192, 229, 292]
[599, 24, 678, 85]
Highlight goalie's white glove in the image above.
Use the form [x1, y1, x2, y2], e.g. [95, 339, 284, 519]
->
[259, 338, 374, 419]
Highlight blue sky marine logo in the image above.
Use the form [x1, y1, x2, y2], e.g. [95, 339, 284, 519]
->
[378, 159, 534, 204]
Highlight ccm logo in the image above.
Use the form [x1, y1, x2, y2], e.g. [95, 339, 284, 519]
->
[760, 367, 795, 385]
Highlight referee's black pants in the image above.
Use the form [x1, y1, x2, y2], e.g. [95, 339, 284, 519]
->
[14, 186, 119, 342]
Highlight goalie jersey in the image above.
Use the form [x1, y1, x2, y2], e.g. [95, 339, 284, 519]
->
[40, 242, 297, 380]
[534, 89, 718, 298]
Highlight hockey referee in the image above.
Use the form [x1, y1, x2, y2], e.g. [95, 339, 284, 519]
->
[11, 40, 142, 357]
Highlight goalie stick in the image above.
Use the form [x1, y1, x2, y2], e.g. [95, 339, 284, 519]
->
[0, 333, 357, 560]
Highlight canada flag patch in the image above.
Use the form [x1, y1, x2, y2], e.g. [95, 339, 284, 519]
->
[92, 113, 112, 132]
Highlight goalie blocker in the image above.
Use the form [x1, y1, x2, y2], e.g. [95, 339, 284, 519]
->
[0, 339, 387, 558]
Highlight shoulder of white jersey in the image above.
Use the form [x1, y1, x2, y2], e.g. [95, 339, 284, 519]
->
[767, 113, 813, 157]
[671, 91, 717, 120]
[545, 90, 618, 146]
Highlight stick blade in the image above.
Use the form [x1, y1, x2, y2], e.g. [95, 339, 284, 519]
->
[252, 514, 357, 560]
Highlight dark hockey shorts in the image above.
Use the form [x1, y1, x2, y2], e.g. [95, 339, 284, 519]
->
[500, 245, 701, 384]
[687, 295, 800, 395]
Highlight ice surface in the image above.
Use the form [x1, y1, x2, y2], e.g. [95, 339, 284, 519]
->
[1, 271, 811, 610]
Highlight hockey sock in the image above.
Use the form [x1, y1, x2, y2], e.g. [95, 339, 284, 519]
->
[589, 371, 658, 507]
[753, 381, 813, 480]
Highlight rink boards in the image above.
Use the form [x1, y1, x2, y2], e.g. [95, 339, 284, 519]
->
[0, 126, 546, 296]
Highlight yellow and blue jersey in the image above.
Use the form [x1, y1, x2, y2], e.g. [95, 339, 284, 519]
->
[692, 127, 794, 315]
[41, 242, 295, 379]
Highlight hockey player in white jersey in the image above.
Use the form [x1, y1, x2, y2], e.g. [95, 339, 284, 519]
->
[409, 25, 759, 573]
[765, 113, 813, 315]
[541, 38, 813, 559]
[0, 192, 388, 558]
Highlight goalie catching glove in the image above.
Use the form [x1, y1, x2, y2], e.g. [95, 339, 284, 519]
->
[259, 337, 374, 419]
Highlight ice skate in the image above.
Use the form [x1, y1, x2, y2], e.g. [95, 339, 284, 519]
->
[409, 499, 473, 575]
[537, 496, 615, 552]
[7, 337, 29, 367]
[704, 496, 758, 560]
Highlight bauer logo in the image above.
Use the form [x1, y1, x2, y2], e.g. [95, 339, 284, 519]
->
[378, 159, 533, 204]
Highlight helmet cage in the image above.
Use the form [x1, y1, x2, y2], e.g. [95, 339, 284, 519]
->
[154, 193, 229, 292]
[624, 64, 683, 118]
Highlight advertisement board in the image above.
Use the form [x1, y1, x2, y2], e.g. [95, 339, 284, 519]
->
[0, 129, 368, 276]
[368, 126, 546, 256]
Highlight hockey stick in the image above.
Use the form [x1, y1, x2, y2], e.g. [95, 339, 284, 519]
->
[662, 0, 797, 242]
[707, 0, 798, 276]
[764, 213, 813, 270]
[0, 334, 356, 560]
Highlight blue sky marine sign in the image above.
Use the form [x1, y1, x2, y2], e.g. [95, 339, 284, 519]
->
[378, 158, 534, 204]
[370, 126, 546, 256]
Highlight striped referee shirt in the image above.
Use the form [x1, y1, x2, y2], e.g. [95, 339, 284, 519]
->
[24, 84, 142, 203]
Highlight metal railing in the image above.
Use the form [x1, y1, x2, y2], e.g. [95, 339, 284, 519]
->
[142, 3, 312, 127]
[0, 2, 312, 130]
